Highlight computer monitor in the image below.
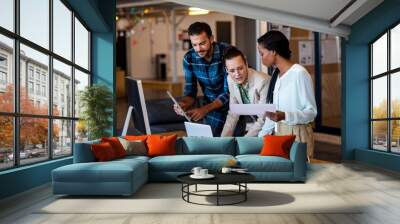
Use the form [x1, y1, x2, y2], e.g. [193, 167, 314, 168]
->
[122, 77, 151, 135]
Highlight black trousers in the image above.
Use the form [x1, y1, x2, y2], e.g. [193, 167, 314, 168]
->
[232, 115, 256, 137]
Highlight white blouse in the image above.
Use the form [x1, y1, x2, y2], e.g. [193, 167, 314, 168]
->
[258, 64, 317, 137]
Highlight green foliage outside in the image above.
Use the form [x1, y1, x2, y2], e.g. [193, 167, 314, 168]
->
[79, 84, 113, 140]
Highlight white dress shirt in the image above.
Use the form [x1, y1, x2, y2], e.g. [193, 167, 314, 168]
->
[258, 64, 317, 137]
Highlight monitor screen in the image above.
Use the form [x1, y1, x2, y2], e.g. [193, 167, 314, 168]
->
[123, 77, 151, 135]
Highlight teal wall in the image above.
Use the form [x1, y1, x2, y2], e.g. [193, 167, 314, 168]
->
[0, 0, 116, 200]
[343, 0, 400, 171]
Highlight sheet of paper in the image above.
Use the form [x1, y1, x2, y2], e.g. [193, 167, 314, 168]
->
[230, 104, 276, 115]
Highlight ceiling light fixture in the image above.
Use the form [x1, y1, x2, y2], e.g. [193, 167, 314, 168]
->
[188, 7, 209, 16]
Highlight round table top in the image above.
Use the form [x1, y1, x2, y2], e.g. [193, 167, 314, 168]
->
[177, 172, 255, 185]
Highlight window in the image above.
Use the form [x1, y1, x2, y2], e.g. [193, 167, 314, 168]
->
[35, 84, 40, 95]
[42, 85, 46, 97]
[0, 34, 13, 113]
[0, 1, 91, 170]
[28, 67, 34, 80]
[20, 0, 49, 49]
[0, 71, 6, 85]
[28, 81, 34, 94]
[35, 70, 41, 81]
[75, 17, 89, 70]
[0, 54, 8, 89]
[370, 23, 400, 153]
[53, 59, 72, 117]
[0, 54, 7, 67]
[0, 0, 14, 32]
[53, 0, 72, 60]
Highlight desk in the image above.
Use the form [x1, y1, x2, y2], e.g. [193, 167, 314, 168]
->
[141, 80, 183, 99]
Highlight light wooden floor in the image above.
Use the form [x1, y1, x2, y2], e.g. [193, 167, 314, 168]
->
[1, 162, 400, 224]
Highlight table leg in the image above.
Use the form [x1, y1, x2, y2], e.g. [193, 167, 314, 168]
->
[217, 184, 219, 206]
[245, 183, 247, 201]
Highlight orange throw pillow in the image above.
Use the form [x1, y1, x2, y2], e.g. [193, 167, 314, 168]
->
[91, 142, 117, 161]
[124, 135, 148, 141]
[146, 134, 177, 157]
[260, 135, 296, 159]
[101, 137, 127, 158]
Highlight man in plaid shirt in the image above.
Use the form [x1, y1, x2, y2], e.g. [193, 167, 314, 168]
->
[174, 22, 230, 136]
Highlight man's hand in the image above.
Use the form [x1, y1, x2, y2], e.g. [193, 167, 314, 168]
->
[173, 102, 188, 116]
[187, 107, 208, 121]
[265, 111, 285, 122]
[173, 97, 195, 116]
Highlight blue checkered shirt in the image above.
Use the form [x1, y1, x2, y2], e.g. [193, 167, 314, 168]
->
[183, 42, 230, 136]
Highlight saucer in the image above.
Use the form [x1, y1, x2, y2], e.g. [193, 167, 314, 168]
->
[190, 174, 215, 179]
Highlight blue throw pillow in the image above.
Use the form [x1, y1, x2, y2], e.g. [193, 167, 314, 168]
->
[236, 137, 263, 155]
[181, 137, 235, 155]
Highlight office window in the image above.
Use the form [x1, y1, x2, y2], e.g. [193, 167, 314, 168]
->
[0, 35, 14, 113]
[20, 0, 49, 49]
[75, 17, 89, 70]
[370, 22, 400, 153]
[53, 119, 72, 158]
[19, 117, 49, 165]
[53, 0, 72, 60]
[0, 0, 91, 170]
[0, 116, 13, 170]
[74, 69, 89, 118]
[0, 0, 14, 31]
[53, 59, 72, 117]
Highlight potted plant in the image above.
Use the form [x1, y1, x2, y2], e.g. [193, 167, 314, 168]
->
[79, 84, 113, 140]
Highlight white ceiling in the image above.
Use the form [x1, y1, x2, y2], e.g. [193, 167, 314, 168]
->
[169, 0, 384, 37]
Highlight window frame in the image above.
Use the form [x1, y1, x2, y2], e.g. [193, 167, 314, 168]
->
[370, 20, 400, 154]
[0, 0, 92, 171]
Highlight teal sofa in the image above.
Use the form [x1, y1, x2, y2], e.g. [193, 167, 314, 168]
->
[52, 137, 307, 196]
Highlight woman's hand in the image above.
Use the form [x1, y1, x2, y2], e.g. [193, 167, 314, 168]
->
[265, 111, 285, 122]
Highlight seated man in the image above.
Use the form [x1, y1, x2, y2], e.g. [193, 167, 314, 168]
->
[221, 47, 270, 137]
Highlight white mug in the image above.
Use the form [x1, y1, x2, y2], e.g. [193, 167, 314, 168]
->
[191, 167, 202, 176]
[221, 167, 232, 174]
[200, 169, 208, 176]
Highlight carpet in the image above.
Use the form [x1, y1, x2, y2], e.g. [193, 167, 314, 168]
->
[38, 183, 361, 214]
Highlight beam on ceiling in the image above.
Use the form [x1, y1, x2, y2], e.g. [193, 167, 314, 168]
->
[117, 0, 166, 8]
[330, 0, 367, 27]
[169, 0, 351, 37]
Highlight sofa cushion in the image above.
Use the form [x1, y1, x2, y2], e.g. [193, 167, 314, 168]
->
[91, 142, 118, 162]
[124, 135, 148, 141]
[180, 137, 235, 155]
[147, 135, 177, 157]
[118, 138, 147, 156]
[101, 137, 127, 158]
[236, 155, 293, 172]
[53, 159, 147, 183]
[148, 154, 235, 172]
[73, 139, 100, 163]
[236, 137, 263, 155]
[260, 135, 296, 159]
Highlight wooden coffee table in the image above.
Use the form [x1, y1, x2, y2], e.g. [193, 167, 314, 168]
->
[177, 172, 255, 206]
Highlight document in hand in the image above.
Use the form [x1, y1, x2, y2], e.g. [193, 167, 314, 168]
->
[230, 104, 276, 115]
